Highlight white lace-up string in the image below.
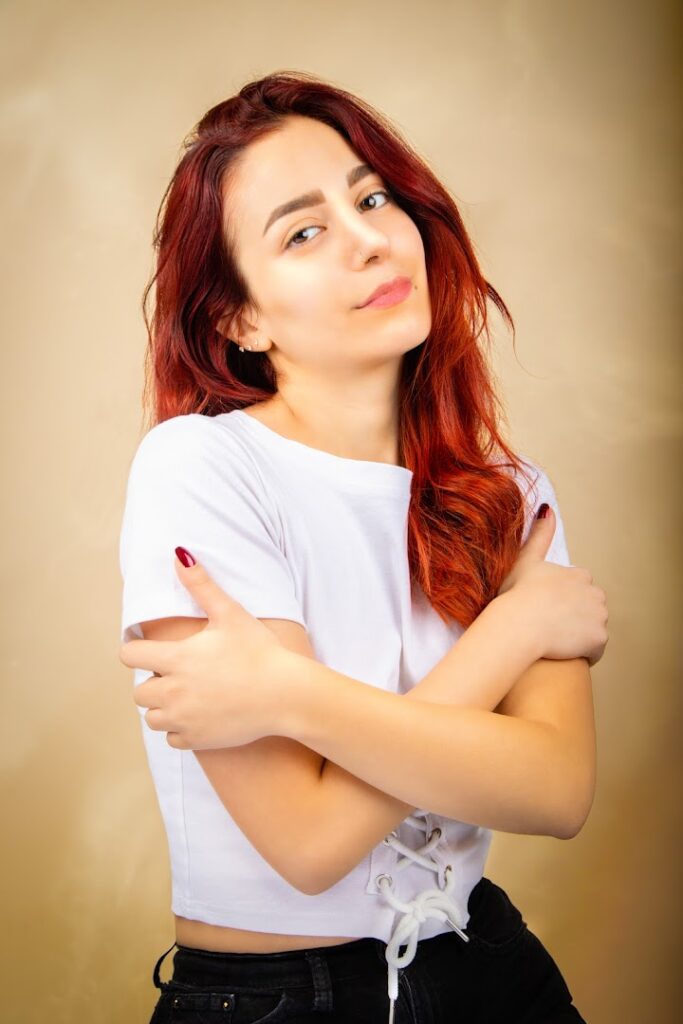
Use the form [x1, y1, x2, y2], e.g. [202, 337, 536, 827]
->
[376, 814, 470, 1024]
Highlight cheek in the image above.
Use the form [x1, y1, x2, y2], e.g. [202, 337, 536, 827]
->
[401, 217, 426, 264]
[272, 271, 338, 321]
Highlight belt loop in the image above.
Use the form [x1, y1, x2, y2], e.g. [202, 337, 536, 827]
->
[152, 941, 178, 991]
[303, 950, 334, 1012]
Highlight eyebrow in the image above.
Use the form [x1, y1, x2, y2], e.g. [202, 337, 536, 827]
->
[262, 163, 376, 237]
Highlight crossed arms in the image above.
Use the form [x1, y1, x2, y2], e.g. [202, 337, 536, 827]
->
[141, 590, 596, 894]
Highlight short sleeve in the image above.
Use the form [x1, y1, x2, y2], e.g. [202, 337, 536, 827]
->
[517, 459, 573, 567]
[118, 414, 306, 647]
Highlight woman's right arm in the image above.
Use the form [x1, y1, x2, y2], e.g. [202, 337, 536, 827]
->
[189, 579, 593, 895]
[148, 593, 541, 895]
[172, 510, 605, 894]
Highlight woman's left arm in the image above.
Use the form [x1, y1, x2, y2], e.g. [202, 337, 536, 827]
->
[126, 556, 596, 890]
[277, 647, 596, 842]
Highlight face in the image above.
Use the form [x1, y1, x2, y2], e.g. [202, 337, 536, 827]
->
[219, 115, 432, 378]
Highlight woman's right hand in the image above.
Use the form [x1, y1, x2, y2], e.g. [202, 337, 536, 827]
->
[497, 505, 609, 667]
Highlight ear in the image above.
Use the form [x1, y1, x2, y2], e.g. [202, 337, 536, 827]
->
[215, 306, 245, 341]
[216, 306, 269, 352]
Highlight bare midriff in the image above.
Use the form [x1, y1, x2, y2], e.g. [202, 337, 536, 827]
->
[174, 915, 360, 953]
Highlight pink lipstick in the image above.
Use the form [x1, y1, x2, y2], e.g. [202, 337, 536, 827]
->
[358, 275, 412, 310]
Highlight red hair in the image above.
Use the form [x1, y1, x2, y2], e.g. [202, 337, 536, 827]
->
[140, 69, 540, 629]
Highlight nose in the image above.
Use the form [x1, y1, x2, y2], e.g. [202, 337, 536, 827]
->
[336, 203, 390, 265]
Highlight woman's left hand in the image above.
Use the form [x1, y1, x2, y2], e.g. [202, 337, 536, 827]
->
[118, 551, 293, 750]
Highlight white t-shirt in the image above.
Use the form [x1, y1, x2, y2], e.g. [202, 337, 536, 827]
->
[119, 409, 571, 945]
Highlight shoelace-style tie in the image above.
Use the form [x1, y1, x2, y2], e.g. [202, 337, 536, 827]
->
[376, 815, 470, 1024]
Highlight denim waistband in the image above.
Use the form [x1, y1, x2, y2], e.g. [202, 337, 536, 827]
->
[153, 875, 491, 993]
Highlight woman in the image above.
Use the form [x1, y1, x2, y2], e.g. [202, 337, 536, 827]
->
[119, 70, 607, 1023]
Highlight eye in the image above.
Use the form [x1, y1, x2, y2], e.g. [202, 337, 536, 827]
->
[358, 188, 391, 212]
[285, 224, 321, 249]
[284, 189, 392, 249]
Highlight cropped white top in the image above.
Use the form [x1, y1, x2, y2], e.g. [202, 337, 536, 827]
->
[118, 409, 572, 1022]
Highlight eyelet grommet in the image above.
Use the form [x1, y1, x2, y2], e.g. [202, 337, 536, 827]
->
[383, 830, 398, 845]
[376, 873, 393, 887]
[172, 996, 181, 1007]
[428, 827, 442, 842]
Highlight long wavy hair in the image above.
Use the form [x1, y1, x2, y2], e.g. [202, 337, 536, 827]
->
[139, 69, 541, 629]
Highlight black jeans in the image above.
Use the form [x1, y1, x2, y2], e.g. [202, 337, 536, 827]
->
[148, 877, 587, 1023]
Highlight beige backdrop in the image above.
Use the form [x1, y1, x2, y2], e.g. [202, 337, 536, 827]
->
[2, 1, 680, 1021]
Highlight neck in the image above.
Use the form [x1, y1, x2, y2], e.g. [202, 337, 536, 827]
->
[256, 373, 403, 467]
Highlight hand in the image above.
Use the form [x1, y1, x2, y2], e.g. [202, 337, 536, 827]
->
[497, 506, 609, 667]
[118, 551, 293, 750]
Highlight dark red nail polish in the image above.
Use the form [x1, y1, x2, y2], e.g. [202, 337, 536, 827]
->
[536, 503, 550, 519]
[175, 546, 196, 567]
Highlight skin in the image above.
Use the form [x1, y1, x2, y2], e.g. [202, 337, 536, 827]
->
[126, 549, 600, 911]
[122, 114, 604, 952]
[216, 113, 432, 462]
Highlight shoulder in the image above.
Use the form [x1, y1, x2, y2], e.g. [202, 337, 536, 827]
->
[121, 413, 283, 540]
[127, 413, 257, 482]
[131, 412, 243, 459]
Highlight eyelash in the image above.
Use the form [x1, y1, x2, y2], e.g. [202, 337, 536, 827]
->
[284, 189, 392, 249]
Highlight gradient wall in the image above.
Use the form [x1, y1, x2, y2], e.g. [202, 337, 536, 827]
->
[1, 1, 680, 1021]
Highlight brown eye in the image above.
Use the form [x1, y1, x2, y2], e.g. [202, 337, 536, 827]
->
[285, 225, 322, 249]
[359, 189, 391, 211]
[284, 190, 392, 250]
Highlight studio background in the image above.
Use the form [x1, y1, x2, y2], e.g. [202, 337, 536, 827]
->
[1, 1, 680, 1022]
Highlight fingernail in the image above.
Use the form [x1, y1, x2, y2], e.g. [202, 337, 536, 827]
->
[175, 546, 196, 567]
[536, 503, 550, 519]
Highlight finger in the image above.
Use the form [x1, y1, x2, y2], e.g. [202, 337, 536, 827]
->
[174, 551, 252, 627]
[119, 637, 176, 674]
[133, 678, 165, 709]
[520, 504, 556, 559]
[143, 707, 169, 731]
[174, 553, 230, 623]
[167, 731, 190, 750]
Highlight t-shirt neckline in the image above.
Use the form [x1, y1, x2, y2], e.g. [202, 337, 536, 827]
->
[226, 408, 414, 497]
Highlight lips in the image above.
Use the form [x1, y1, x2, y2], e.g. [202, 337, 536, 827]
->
[357, 275, 412, 309]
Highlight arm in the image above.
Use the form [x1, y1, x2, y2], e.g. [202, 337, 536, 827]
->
[312, 657, 595, 892]
[142, 592, 593, 894]
[189, 592, 541, 894]
[306, 588, 558, 891]
[275, 594, 596, 849]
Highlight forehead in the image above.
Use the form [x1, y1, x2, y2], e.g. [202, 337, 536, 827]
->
[224, 116, 363, 238]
